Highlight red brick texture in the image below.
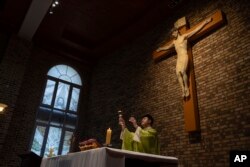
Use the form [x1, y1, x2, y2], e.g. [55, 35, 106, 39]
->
[84, 0, 250, 166]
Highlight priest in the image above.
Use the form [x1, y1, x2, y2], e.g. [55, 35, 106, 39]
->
[119, 114, 160, 154]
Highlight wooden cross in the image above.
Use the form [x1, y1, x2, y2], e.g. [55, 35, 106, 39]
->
[153, 10, 225, 132]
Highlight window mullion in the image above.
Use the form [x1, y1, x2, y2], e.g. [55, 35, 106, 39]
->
[41, 125, 50, 156]
[58, 129, 65, 155]
[66, 86, 73, 111]
[50, 81, 59, 109]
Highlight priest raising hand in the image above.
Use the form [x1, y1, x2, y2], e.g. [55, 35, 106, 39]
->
[119, 114, 160, 155]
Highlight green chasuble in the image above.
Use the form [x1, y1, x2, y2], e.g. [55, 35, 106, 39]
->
[120, 127, 160, 154]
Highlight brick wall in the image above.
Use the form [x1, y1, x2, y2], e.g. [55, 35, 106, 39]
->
[0, 40, 91, 166]
[84, 0, 250, 166]
[0, 35, 31, 157]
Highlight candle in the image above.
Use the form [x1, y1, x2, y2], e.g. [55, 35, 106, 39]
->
[105, 128, 112, 145]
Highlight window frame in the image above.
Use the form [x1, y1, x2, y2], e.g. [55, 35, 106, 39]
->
[30, 66, 82, 156]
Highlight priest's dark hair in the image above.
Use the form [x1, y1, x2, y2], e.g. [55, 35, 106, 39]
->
[142, 114, 154, 125]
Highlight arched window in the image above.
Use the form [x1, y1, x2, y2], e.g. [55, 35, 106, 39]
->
[30, 65, 82, 156]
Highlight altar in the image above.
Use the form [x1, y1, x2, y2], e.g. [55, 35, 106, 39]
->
[40, 147, 178, 167]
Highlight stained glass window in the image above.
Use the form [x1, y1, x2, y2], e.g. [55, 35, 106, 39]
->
[44, 127, 62, 156]
[69, 88, 80, 112]
[47, 65, 82, 86]
[54, 82, 70, 110]
[31, 126, 46, 155]
[42, 80, 55, 105]
[30, 65, 82, 157]
[61, 131, 73, 155]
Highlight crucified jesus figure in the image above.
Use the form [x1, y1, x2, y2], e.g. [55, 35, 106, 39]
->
[157, 17, 212, 98]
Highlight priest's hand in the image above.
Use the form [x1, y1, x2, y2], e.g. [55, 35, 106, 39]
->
[119, 117, 126, 130]
[129, 116, 138, 129]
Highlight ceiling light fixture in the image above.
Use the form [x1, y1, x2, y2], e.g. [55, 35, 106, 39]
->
[49, 0, 60, 15]
[55, 0, 59, 5]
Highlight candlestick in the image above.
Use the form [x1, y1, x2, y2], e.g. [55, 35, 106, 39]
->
[105, 128, 112, 145]
[48, 147, 55, 157]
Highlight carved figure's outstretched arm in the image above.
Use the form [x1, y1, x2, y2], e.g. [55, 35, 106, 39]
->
[156, 41, 175, 52]
[184, 17, 212, 39]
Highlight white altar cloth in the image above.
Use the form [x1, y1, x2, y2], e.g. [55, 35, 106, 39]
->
[40, 147, 178, 167]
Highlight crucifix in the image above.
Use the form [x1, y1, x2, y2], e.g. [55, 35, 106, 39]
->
[153, 10, 225, 132]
